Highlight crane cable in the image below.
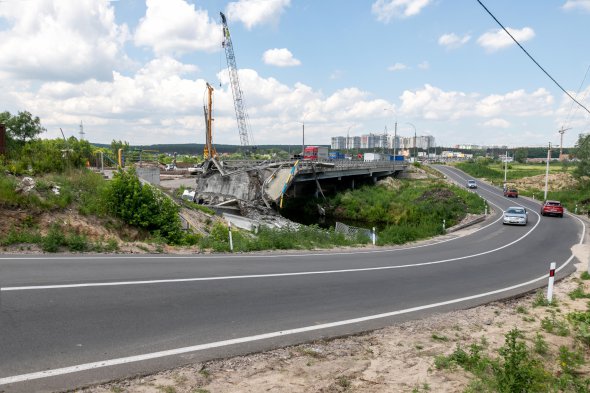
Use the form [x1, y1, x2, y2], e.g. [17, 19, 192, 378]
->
[476, 0, 590, 116]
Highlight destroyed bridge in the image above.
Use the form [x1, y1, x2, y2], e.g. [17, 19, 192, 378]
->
[193, 158, 408, 208]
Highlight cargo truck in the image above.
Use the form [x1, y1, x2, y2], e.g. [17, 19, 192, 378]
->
[303, 146, 329, 160]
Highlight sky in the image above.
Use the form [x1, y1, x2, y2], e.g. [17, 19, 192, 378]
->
[0, 0, 589, 148]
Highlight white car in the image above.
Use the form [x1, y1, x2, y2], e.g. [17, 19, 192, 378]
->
[467, 180, 477, 189]
[503, 206, 528, 226]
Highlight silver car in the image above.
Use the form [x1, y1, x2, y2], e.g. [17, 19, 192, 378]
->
[503, 206, 528, 226]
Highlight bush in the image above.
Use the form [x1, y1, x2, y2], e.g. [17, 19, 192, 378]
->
[106, 168, 188, 245]
[41, 224, 67, 252]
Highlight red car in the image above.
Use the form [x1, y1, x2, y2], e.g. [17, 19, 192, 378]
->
[504, 188, 518, 198]
[541, 200, 564, 217]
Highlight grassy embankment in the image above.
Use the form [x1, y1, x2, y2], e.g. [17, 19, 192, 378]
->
[296, 178, 485, 246]
[434, 274, 590, 393]
[1, 170, 484, 253]
[454, 161, 588, 213]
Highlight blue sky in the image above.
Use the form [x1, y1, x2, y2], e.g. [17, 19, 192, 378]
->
[0, 0, 589, 148]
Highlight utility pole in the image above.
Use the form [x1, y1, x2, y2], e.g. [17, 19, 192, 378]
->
[558, 126, 571, 159]
[504, 150, 508, 185]
[544, 142, 551, 201]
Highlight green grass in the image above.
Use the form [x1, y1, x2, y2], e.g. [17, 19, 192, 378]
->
[434, 328, 590, 392]
[455, 161, 573, 185]
[325, 179, 484, 246]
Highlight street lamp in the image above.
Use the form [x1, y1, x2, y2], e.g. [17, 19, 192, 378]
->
[407, 122, 417, 162]
[296, 120, 305, 156]
[384, 108, 397, 156]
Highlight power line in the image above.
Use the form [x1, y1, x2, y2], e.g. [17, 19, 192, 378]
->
[476, 0, 590, 116]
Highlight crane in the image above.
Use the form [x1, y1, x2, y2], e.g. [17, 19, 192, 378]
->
[203, 82, 217, 160]
[220, 11, 254, 150]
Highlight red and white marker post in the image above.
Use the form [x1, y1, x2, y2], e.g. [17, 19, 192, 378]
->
[547, 262, 556, 303]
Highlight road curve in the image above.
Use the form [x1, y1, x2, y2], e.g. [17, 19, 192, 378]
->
[0, 166, 586, 392]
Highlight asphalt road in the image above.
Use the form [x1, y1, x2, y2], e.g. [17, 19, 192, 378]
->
[0, 166, 586, 392]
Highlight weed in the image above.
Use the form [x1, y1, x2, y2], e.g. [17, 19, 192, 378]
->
[533, 332, 548, 355]
[110, 386, 124, 393]
[533, 289, 557, 307]
[516, 305, 528, 314]
[431, 333, 449, 342]
[66, 232, 89, 252]
[434, 354, 455, 370]
[581, 271, 590, 280]
[191, 389, 210, 393]
[411, 382, 431, 392]
[41, 223, 67, 252]
[414, 344, 424, 350]
[198, 368, 210, 379]
[299, 347, 326, 359]
[156, 386, 176, 393]
[494, 329, 550, 393]
[336, 376, 351, 389]
[569, 284, 590, 300]
[558, 346, 585, 375]
[541, 311, 570, 336]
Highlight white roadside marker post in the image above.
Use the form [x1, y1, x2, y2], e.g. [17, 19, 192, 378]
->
[372, 227, 376, 246]
[228, 222, 234, 252]
[442, 219, 446, 232]
[547, 262, 556, 303]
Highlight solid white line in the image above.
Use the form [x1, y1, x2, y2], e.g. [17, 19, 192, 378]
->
[0, 213, 583, 387]
[0, 195, 504, 263]
[0, 205, 528, 292]
[1, 188, 584, 386]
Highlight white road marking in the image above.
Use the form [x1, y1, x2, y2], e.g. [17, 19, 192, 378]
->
[1, 202, 530, 292]
[0, 170, 585, 386]
[0, 212, 583, 386]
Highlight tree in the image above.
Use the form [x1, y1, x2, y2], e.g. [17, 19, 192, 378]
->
[110, 139, 130, 157]
[3, 111, 46, 143]
[573, 134, 590, 183]
[514, 148, 528, 163]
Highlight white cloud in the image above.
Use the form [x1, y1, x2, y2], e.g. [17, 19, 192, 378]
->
[226, 0, 291, 30]
[563, 0, 590, 12]
[262, 48, 301, 67]
[438, 33, 471, 49]
[477, 27, 535, 52]
[0, 0, 129, 82]
[388, 63, 408, 72]
[134, 0, 222, 55]
[372, 0, 431, 23]
[475, 88, 554, 117]
[418, 61, 429, 70]
[399, 85, 554, 121]
[483, 118, 511, 128]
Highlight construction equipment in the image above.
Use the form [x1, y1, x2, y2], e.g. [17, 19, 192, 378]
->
[220, 11, 254, 150]
[203, 82, 217, 160]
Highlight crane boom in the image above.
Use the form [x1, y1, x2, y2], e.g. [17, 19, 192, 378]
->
[220, 11, 253, 148]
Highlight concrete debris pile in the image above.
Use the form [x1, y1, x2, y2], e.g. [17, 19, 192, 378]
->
[15, 177, 35, 194]
[186, 159, 299, 229]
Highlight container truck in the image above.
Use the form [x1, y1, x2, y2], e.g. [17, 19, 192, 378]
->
[303, 146, 329, 160]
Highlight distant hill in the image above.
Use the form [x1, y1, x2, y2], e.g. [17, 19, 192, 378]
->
[90, 143, 323, 155]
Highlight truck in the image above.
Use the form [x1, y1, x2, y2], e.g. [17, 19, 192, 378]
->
[328, 151, 345, 160]
[303, 146, 329, 160]
[363, 152, 382, 162]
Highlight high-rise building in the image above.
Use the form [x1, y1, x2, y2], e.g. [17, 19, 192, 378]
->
[331, 136, 346, 150]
